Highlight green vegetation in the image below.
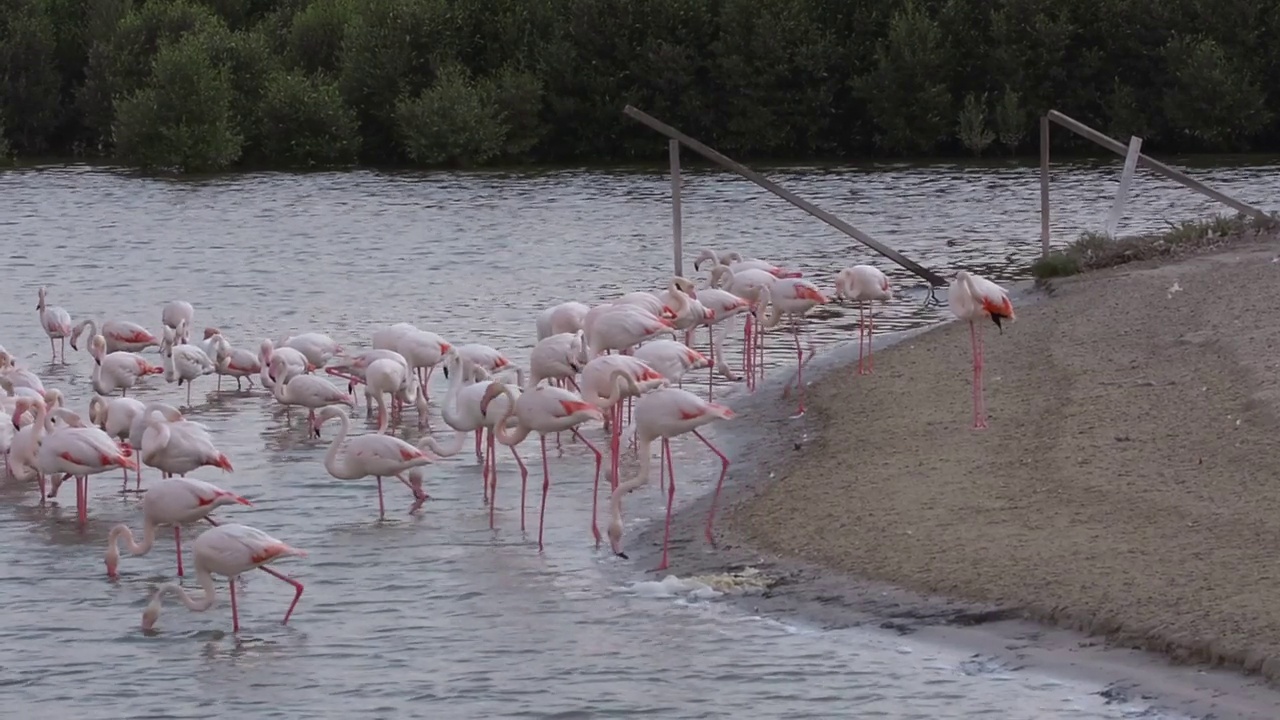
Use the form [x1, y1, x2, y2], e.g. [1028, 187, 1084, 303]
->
[1030, 214, 1277, 280]
[3, 0, 1280, 171]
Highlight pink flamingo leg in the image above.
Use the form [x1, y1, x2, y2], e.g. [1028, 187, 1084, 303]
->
[376, 476, 386, 519]
[743, 314, 753, 389]
[488, 429, 499, 529]
[537, 436, 551, 550]
[510, 444, 528, 532]
[969, 321, 986, 430]
[78, 476, 87, 526]
[696, 429, 732, 546]
[230, 577, 240, 632]
[175, 526, 184, 577]
[654, 437, 677, 572]
[867, 304, 876, 374]
[474, 428, 483, 461]
[707, 325, 716, 401]
[791, 318, 806, 417]
[857, 304, 867, 375]
[976, 322, 989, 428]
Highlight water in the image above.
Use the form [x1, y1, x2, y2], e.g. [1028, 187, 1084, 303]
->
[1, 160, 1274, 718]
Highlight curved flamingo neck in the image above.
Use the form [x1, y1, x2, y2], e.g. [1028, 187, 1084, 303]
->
[109, 521, 156, 556]
[490, 386, 531, 447]
[156, 567, 217, 612]
[322, 412, 362, 480]
[756, 285, 785, 329]
[599, 369, 640, 407]
[611, 435, 654, 525]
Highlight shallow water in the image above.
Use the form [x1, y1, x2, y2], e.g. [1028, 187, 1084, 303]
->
[1, 161, 1272, 718]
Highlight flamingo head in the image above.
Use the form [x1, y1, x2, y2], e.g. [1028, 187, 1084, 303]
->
[140, 592, 161, 631]
[203, 327, 220, 340]
[36, 286, 46, 310]
[478, 382, 508, 417]
[607, 517, 625, 558]
[673, 276, 697, 299]
[89, 335, 107, 363]
[105, 544, 119, 578]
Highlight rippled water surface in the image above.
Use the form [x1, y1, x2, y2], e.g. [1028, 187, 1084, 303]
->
[1, 161, 1274, 718]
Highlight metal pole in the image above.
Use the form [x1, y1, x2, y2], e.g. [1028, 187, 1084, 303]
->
[670, 139, 683, 277]
[1104, 135, 1144, 238]
[1040, 116, 1050, 257]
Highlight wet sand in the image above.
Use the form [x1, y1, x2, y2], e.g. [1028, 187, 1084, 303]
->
[629, 233, 1280, 719]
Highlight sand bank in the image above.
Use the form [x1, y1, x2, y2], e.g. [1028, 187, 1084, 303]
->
[627, 231, 1280, 719]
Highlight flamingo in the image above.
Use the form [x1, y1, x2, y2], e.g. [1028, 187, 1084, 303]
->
[160, 322, 216, 406]
[709, 264, 778, 388]
[202, 330, 262, 391]
[689, 287, 751, 398]
[480, 381, 603, 549]
[140, 523, 306, 632]
[363, 355, 428, 432]
[755, 278, 829, 416]
[258, 339, 313, 391]
[325, 348, 408, 400]
[582, 305, 675, 358]
[161, 300, 194, 341]
[36, 403, 137, 525]
[693, 249, 800, 278]
[430, 354, 522, 508]
[536, 301, 590, 340]
[7, 398, 50, 489]
[372, 326, 452, 400]
[88, 394, 146, 489]
[313, 405, 433, 518]
[528, 332, 587, 389]
[949, 270, 1015, 430]
[632, 339, 710, 385]
[604, 379, 734, 571]
[105, 476, 252, 578]
[90, 335, 164, 396]
[139, 403, 233, 478]
[36, 286, 73, 363]
[451, 343, 524, 386]
[268, 354, 354, 427]
[281, 332, 343, 369]
[835, 265, 894, 375]
[70, 318, 159, 354]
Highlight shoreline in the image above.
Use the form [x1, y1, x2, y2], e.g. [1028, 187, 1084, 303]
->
[626, 240, 1280, 719]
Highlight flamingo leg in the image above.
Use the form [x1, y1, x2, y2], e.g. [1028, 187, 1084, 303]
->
[474, 428, 483, 461]
[175, 526, 185, 577]
[49, 337, 56, 362]
[488, 428, 498, 529]
[537, 436, 551, 550]
[654, 437, 676, 572]
[398, 473, 429, 514]
[791, 317, 806, 417]
[976, 321, 989, 429]
[376, 476, 386, 519]
[230, 577, 240, 632]
[867, 303, 876, 374]
[743, 313, 753, 390]
[707, 324, 716, 401]
[186, 382, 192, 407]
[857, 303, 867, 375]
[694, 429, 732, 546]
[78, 475, 87, 526]
[510, 444, 528, 532]
[567, 426, 602, 547]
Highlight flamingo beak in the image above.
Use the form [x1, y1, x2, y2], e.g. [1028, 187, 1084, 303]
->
[804, 287, 829, 304]
[234, 495, 252, 505]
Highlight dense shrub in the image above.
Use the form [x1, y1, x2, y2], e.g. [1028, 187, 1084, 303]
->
[5, 0, 1280, 171]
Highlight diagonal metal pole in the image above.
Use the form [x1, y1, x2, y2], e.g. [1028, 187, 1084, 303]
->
[624, 105, 948, 287]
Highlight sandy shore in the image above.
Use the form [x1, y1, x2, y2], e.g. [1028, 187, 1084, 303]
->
[627, 232, 1280, 718]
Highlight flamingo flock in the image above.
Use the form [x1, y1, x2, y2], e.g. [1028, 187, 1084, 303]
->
[0, 253, 1014, 634]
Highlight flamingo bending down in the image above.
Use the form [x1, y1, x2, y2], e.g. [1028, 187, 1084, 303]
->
[480, 381, 603, 550]
[755, 279, 829, 416]
[582, 304, 675, 358]
[71, 318, 159, 354]
[36, 287, 73, 363]
[536, 302, 590, 340]
[161, 300, 195, 341]
[314, 405, 434, 518]
[160, 322, 216, 406]
[605, 380, 734, 570]
[88, 394, 146, 489]
[363, 355, 428, 433]
[140, 523, 306, 632]
[430, 354, 522, 510]
[632, 339, 710, 385]
[139, 403, 233, 478]
[693, 249, 801, 278]
[268, 355, 354, 427]
[578, 355, 668, 504]
[371, 326, 452, 400]
[450, 343, 525, 387]
[90, 335, 164, 397]
[281, 332, 343, 369]
[835, 265, 893, 375]
[202, 331, 262, 391]
[105, 476, 251, 578]
[258, 340, 313, 391]
[689, 287, 751, 398]
[708, 264, 777, 389]
[949, 270, 1015, 430]
[528, 332, 587, 390]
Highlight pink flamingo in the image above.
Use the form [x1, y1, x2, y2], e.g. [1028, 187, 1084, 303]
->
[268, 354, 354, 426]
[36, 287, 73, 363]
[755, 278, 829, 416]
[582, 304, 675, 357]
[280, 332, 343, 369]
[708, 264, 777, 389]
[89, 334, 164, 396]
[372, 325, 452, 402]
[70, 318, 158, 354]
[431, 354, 525, 509]
[88, 394, 145, 489]
[690, 288, 751, 398]
[604, 379, 734, 570]
[161, 300, 195, 340]
[693, 249, 800, 278]
[528, 332, 587, 391]
[258, 339, 314, 391]
[479, 381, 604, 549]
[632, 339, 709, 386]
[314, 405, 434, 518]
[835, 265, 894, 375]
[105, 475, 251, 578]
[35, 403, 137, 525]
[139, 403, 233, 478]
[140, 523, 306, 633]
[578, 355, 668, 502]
[536, 301, 590, 340]
[949, 270, 1015, 430]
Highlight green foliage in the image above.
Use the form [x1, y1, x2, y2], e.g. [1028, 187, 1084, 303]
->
[7, 0, 1280, 172]
[395, 63, 504, 166]
[112, 32, 243, 171]
[957, 93, 994, 156]
[256, 68, 359, 165]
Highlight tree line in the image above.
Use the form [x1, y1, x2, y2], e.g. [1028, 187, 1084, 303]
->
[1, 0, 1276, 172]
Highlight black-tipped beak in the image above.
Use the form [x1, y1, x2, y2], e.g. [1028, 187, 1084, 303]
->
[991, 315, 1004, 333]
[615, 551, 628, 559]
[442, 366, 450, 379]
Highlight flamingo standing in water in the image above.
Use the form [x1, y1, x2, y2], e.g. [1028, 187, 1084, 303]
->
[268, 354, 354, 427]
[949, 270, 1015, 430]
[70, 318, 159, 354]
[34, 402, 137, 525]
[36, 287, 73, 363]
[632, 339, 710, 386]
[578, 355, 667, 503]
[835, 265, 893, 375]
[313, 406, 434, 519]
[139, 403, 234, 478]
[689, 287, 751, 398]
[160, 322, 216, 406]
[708, 264, 777, 389]
[605, 378, 734, 570]
[140, 523, 306, 632]
[90, 335, 164, 397]
[430, 354, 522, 510]
[479, 381, 603, 549]
[105, 475, 251, 578]
[161, 300, 194, 341]
[281, 332, 343, 369]
[755, 278, 829, 416]
[536, 301, 590, 340]
[258, 339, 312, 390]
[528, 332, 587, 390]
[88, 394, 146, 489]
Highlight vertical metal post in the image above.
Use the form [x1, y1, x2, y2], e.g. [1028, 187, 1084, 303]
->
[1040, 116, 1051, 257]
[670, 139, 683, 276]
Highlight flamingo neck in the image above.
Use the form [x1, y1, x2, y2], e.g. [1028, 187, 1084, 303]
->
[109, 521, 156, 556]
[158, 567, 217, 612]
[610, 435, 654, 526]
[323, 412, 362, 480]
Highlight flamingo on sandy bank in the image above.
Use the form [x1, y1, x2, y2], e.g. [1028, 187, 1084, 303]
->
[835, 265, 893, 375]
[949, 270, 1015, 430]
